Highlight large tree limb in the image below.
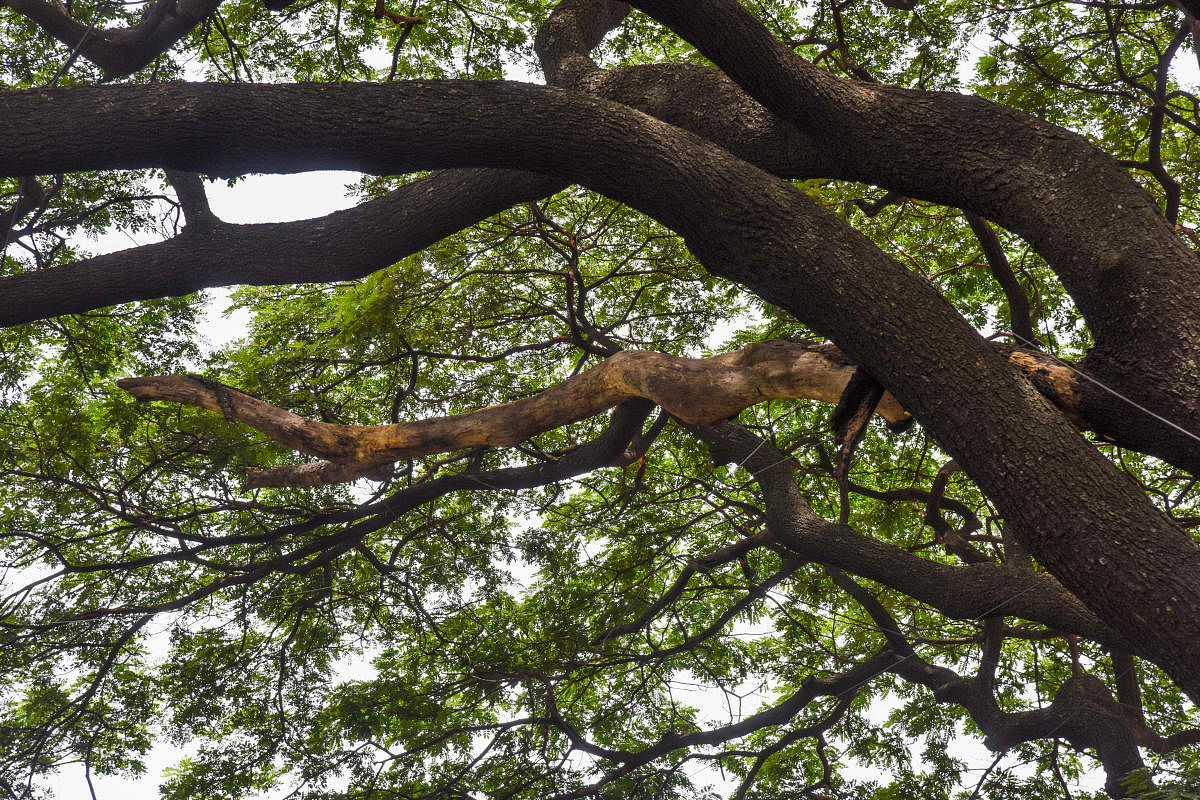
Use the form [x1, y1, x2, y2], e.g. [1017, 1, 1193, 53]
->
[118, 340, 911, 486]
[628, 0, 1200, 472]
[117, 340, 1109, 490]
[0, 60, 820, 328]
[3, 78, 1199, 706]
[0, 169, 558, 326]
[5, 0, 1196, 468]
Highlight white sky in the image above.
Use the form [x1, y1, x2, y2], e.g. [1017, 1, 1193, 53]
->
[196, 172, 366, 348]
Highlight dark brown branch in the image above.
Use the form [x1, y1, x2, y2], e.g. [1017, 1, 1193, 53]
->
[0, 169, 558, 327]
[627, 0, 1200, 473]
[2, 0, 222, 79]
[593, 533, 772, 643]
[923, 459, 989, 564]
[1, 175, 47, 235]
[697, 420, 1130, 651]
[0, 59, 818, 328]
[555, 647, 903, 799]
[16, 399, 655, 627]
[2, 79, 1198, 704]
[831, 563, 1146, 796]
[853, 189, 905, 218]
[534, 0, 629, 87]
[163, 170, 215, 228]
[965, 212, 1035, 345]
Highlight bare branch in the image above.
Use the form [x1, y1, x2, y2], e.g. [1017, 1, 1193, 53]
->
[118, 340, 1106, 489]
[695, 420, 1130, 652]
[118, 341, 909, 483]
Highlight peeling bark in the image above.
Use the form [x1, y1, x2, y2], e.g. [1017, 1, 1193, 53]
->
[117, 340, 1105, 489]
[118, 340, 909, 485]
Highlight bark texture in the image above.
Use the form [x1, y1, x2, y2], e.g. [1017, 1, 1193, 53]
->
[3, 81, 1198, 705]
[630, 0, 1200, 476]
[1, 0, 221, 79]
[119, 340, 910, 484]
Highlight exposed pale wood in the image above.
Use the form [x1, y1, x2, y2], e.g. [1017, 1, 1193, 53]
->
[117, 340, 1087, 489]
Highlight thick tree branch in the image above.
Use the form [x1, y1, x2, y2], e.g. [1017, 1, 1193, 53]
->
[2, 0, 222, 79]
[0, 62, 820, 327]
[8, 0, 1200, 474]
[534, 0, 628, 87]
[1, 176, 48, 236]
[118, 340, 910, 484]
[117, 341, 1103, 489]
[0, 169, 558, 326]
[696, 420, 1130, 654]
[965, 212, 1034, 345]
[628, 0, 1200, 472]
[3, 79, 1198, 706]
[163, 169, 215, 228]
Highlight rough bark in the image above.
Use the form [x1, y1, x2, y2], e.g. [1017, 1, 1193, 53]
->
[0, 169, 558, 325]
[629, 0, 1200, 476]
[2, 80, 1199, 707]
[0, 58, 821, 328]
[1, 0, 222, 79]
[4, 0, 1193, 474]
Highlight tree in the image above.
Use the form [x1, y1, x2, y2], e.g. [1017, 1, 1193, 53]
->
[0, 0, 1199, 796]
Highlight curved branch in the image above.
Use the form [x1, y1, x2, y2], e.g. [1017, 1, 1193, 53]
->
[2, 0, 222, 79]
[831, 565, 1146, 796]
[534, 0, 629, 87]
[0, 169, 558, 326]
[118, 341, 1102, 489]
[3, 79, 1198, 706]
[163, 169, 215, 228]
[0, 60, 822, 328]
[15, 399, 656, 627]
[628, 0, 1200, 470]
[696, 419, 1131, 654]
[118, 340, 910, 480]
[965, 212, 1034, 345]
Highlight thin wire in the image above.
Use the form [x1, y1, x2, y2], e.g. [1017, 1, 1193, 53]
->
[1009, 331, 1200, 445]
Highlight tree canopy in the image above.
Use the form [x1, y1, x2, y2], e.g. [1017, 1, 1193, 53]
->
[2, 0, 1200, 797]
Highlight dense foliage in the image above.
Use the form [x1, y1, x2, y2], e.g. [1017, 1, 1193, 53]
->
[1, 0, 1200, 798]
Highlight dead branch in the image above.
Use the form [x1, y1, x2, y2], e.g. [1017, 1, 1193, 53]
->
[117, 340, 1084, 489]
